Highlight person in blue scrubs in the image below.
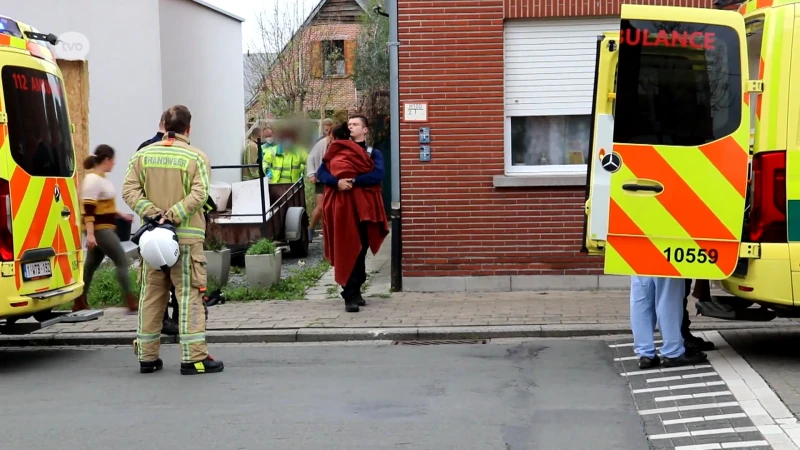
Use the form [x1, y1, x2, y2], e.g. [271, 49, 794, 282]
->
[630, 276, 710, 369]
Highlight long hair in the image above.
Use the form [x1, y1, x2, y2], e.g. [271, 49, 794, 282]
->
[84, 144, 115, 170]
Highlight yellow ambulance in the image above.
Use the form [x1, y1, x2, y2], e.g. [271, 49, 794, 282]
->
[0, 15, 98, 334]
[582, 0, 793, 322]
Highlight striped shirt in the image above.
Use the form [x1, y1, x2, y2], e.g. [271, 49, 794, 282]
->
[81, 172, 118, 231]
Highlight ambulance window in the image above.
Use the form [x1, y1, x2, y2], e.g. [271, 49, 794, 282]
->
[614, 20, 742, 146]
[1, 66, 75, 178]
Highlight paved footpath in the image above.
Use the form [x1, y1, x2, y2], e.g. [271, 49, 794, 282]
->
[1, 237, 791, 346]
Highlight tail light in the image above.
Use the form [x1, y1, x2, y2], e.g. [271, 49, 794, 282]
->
[749, 151, 787, 243]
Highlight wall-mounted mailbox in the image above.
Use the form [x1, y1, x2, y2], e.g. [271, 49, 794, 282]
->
[420, 145, 431, 162]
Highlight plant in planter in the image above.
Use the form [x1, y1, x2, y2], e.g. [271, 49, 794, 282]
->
[245, 238, 281, 288]
[203, 218, 231, 286]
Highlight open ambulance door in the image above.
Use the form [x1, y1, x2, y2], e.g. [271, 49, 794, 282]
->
[582, 31, 619, 256]
[583, 5, 751, 280]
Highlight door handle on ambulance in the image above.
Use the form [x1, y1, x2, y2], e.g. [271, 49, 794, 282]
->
[622, 183, 664, 194]
[61, 208, 71, 218]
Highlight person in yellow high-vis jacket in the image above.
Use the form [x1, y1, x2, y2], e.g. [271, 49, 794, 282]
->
[262, 127, 308, 184]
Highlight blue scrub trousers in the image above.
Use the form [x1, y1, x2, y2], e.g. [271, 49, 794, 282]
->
[630, 276, 686, 359]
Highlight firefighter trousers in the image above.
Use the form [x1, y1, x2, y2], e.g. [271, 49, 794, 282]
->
[134, 243, 209, 363]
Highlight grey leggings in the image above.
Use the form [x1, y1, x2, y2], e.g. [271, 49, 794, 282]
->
[84, 228, 132, 296]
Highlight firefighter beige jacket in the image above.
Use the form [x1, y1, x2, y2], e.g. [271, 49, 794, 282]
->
[122, 133, 211, 245]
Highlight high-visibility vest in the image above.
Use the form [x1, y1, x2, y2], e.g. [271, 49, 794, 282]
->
[262, 144, 308, 184]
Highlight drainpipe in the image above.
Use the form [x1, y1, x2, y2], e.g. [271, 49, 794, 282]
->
[385, 0, 402, 292]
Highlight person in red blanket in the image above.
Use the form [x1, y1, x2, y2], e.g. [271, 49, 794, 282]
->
[316, 116, 389, 312]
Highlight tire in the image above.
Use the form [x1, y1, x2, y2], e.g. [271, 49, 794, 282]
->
[289, 217, 309, 258]
[285, 207, 309, 258]
[34, 309, 55, 322]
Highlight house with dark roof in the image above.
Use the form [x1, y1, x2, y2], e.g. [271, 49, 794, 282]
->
[246, 0, 370, 121]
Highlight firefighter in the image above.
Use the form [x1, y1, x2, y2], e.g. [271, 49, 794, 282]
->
[123, 104, 223, 375]
[262, 126, 308, 184]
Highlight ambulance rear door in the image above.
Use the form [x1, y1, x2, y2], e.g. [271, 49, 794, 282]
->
[585, 5, 751, 280]
[582, 31, 619, 256]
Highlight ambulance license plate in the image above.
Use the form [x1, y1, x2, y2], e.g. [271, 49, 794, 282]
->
[23, 260, 52, 281]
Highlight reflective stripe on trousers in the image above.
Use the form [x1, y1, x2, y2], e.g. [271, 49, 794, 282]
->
[134, 242, 209, 363]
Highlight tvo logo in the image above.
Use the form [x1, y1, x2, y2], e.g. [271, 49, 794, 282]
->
[53, 31, 90, 60]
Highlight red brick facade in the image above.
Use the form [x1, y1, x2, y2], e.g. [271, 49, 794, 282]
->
[397, 0, 713, 279]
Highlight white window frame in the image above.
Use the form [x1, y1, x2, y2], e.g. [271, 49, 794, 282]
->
[503, 115, 590, 176]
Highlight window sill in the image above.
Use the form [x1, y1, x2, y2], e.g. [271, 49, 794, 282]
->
[493, 174, 586, 188]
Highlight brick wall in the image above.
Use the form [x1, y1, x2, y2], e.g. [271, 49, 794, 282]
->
[504, 0, 712, 18]
[397, 0, 712, 278]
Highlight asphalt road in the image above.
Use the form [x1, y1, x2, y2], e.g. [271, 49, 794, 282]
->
[0, 340, 648, 450]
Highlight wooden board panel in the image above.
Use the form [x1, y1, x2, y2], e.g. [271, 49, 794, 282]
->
[56, 59, 89, 184]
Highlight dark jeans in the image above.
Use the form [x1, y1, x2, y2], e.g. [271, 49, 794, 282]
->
[682, 279, 692, 339]
[342, 223, 369, 300]
[84, 228, 132, 295]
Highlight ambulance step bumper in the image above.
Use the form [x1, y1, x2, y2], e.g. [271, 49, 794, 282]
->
[696, 296, 776, 322]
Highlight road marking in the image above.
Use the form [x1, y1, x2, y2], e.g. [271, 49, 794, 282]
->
[650, 426, 759, 440]
[632, 381, 726, 394]
[609, 340, 662, 348]
[702, 331, 799, 449]
[620, 364, 713, 376]
[639, 401, 739, 415]
[662, 412, 747, 425]
[655, 390, 732, 402]
[675, 442, 771, 450]
[647, 372, 719, 383]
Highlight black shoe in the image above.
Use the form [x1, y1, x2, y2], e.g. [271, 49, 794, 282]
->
[685, 335, 716, 353]
[342, 294, 360, 313]
[639, 355, 661, 369]
[180, 356, 224, 375]
[662, 351, 708, 368]
[354, 293, 366, 307]
[161, 319, 178, 336]
[140, 358, 163, 374]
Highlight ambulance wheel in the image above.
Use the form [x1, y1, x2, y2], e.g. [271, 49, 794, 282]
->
[34, 309, 55, 322]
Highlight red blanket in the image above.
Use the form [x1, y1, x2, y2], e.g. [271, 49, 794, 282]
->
[322, 140, 389, 286]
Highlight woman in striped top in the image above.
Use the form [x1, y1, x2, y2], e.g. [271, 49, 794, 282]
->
[74, 145, 138, 314]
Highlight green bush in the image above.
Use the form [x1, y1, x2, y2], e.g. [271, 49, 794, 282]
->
[222, 260, 330, 301]
[85, 263, 142, 308]
[246, 238, 277, 255]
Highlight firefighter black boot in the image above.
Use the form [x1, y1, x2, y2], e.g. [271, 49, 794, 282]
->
[140, 358, 163, 374]
[181, 356, 224, 375]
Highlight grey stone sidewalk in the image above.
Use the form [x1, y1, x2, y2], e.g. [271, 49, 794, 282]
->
[2, 236, 792, 346]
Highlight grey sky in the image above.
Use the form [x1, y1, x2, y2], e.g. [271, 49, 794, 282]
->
[204, 0, 318, 52]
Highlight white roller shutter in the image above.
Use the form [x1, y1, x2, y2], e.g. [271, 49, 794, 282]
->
[504, 17, 619, 117]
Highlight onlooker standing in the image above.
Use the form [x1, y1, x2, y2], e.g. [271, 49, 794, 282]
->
[138, 111, 169, 150]
[75, 145, 138, 314]
[318, 116, 388, 312]
[242, 126, 262, 181]
[630, 276, 708, 369]
[317, 118, 334, 143]
[307, 123, 332, 240]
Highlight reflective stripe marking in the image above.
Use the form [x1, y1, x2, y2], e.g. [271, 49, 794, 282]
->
[134, 199, 155, 216]
[697, 136, 749, 199]
[614, 145, 736, 241]
[136, 332, 160, 342]
[608, 200, 681, 277]
[180, 333, 206, 343]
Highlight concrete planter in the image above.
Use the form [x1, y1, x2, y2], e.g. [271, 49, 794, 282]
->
[245, 250, 282, 288]
[204, 248, 231, 286]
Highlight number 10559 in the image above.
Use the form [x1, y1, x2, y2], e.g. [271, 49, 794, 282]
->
[663, 247, 718, 264]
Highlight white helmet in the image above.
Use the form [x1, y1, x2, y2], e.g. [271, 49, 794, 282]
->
[139, 225, 180, 271]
